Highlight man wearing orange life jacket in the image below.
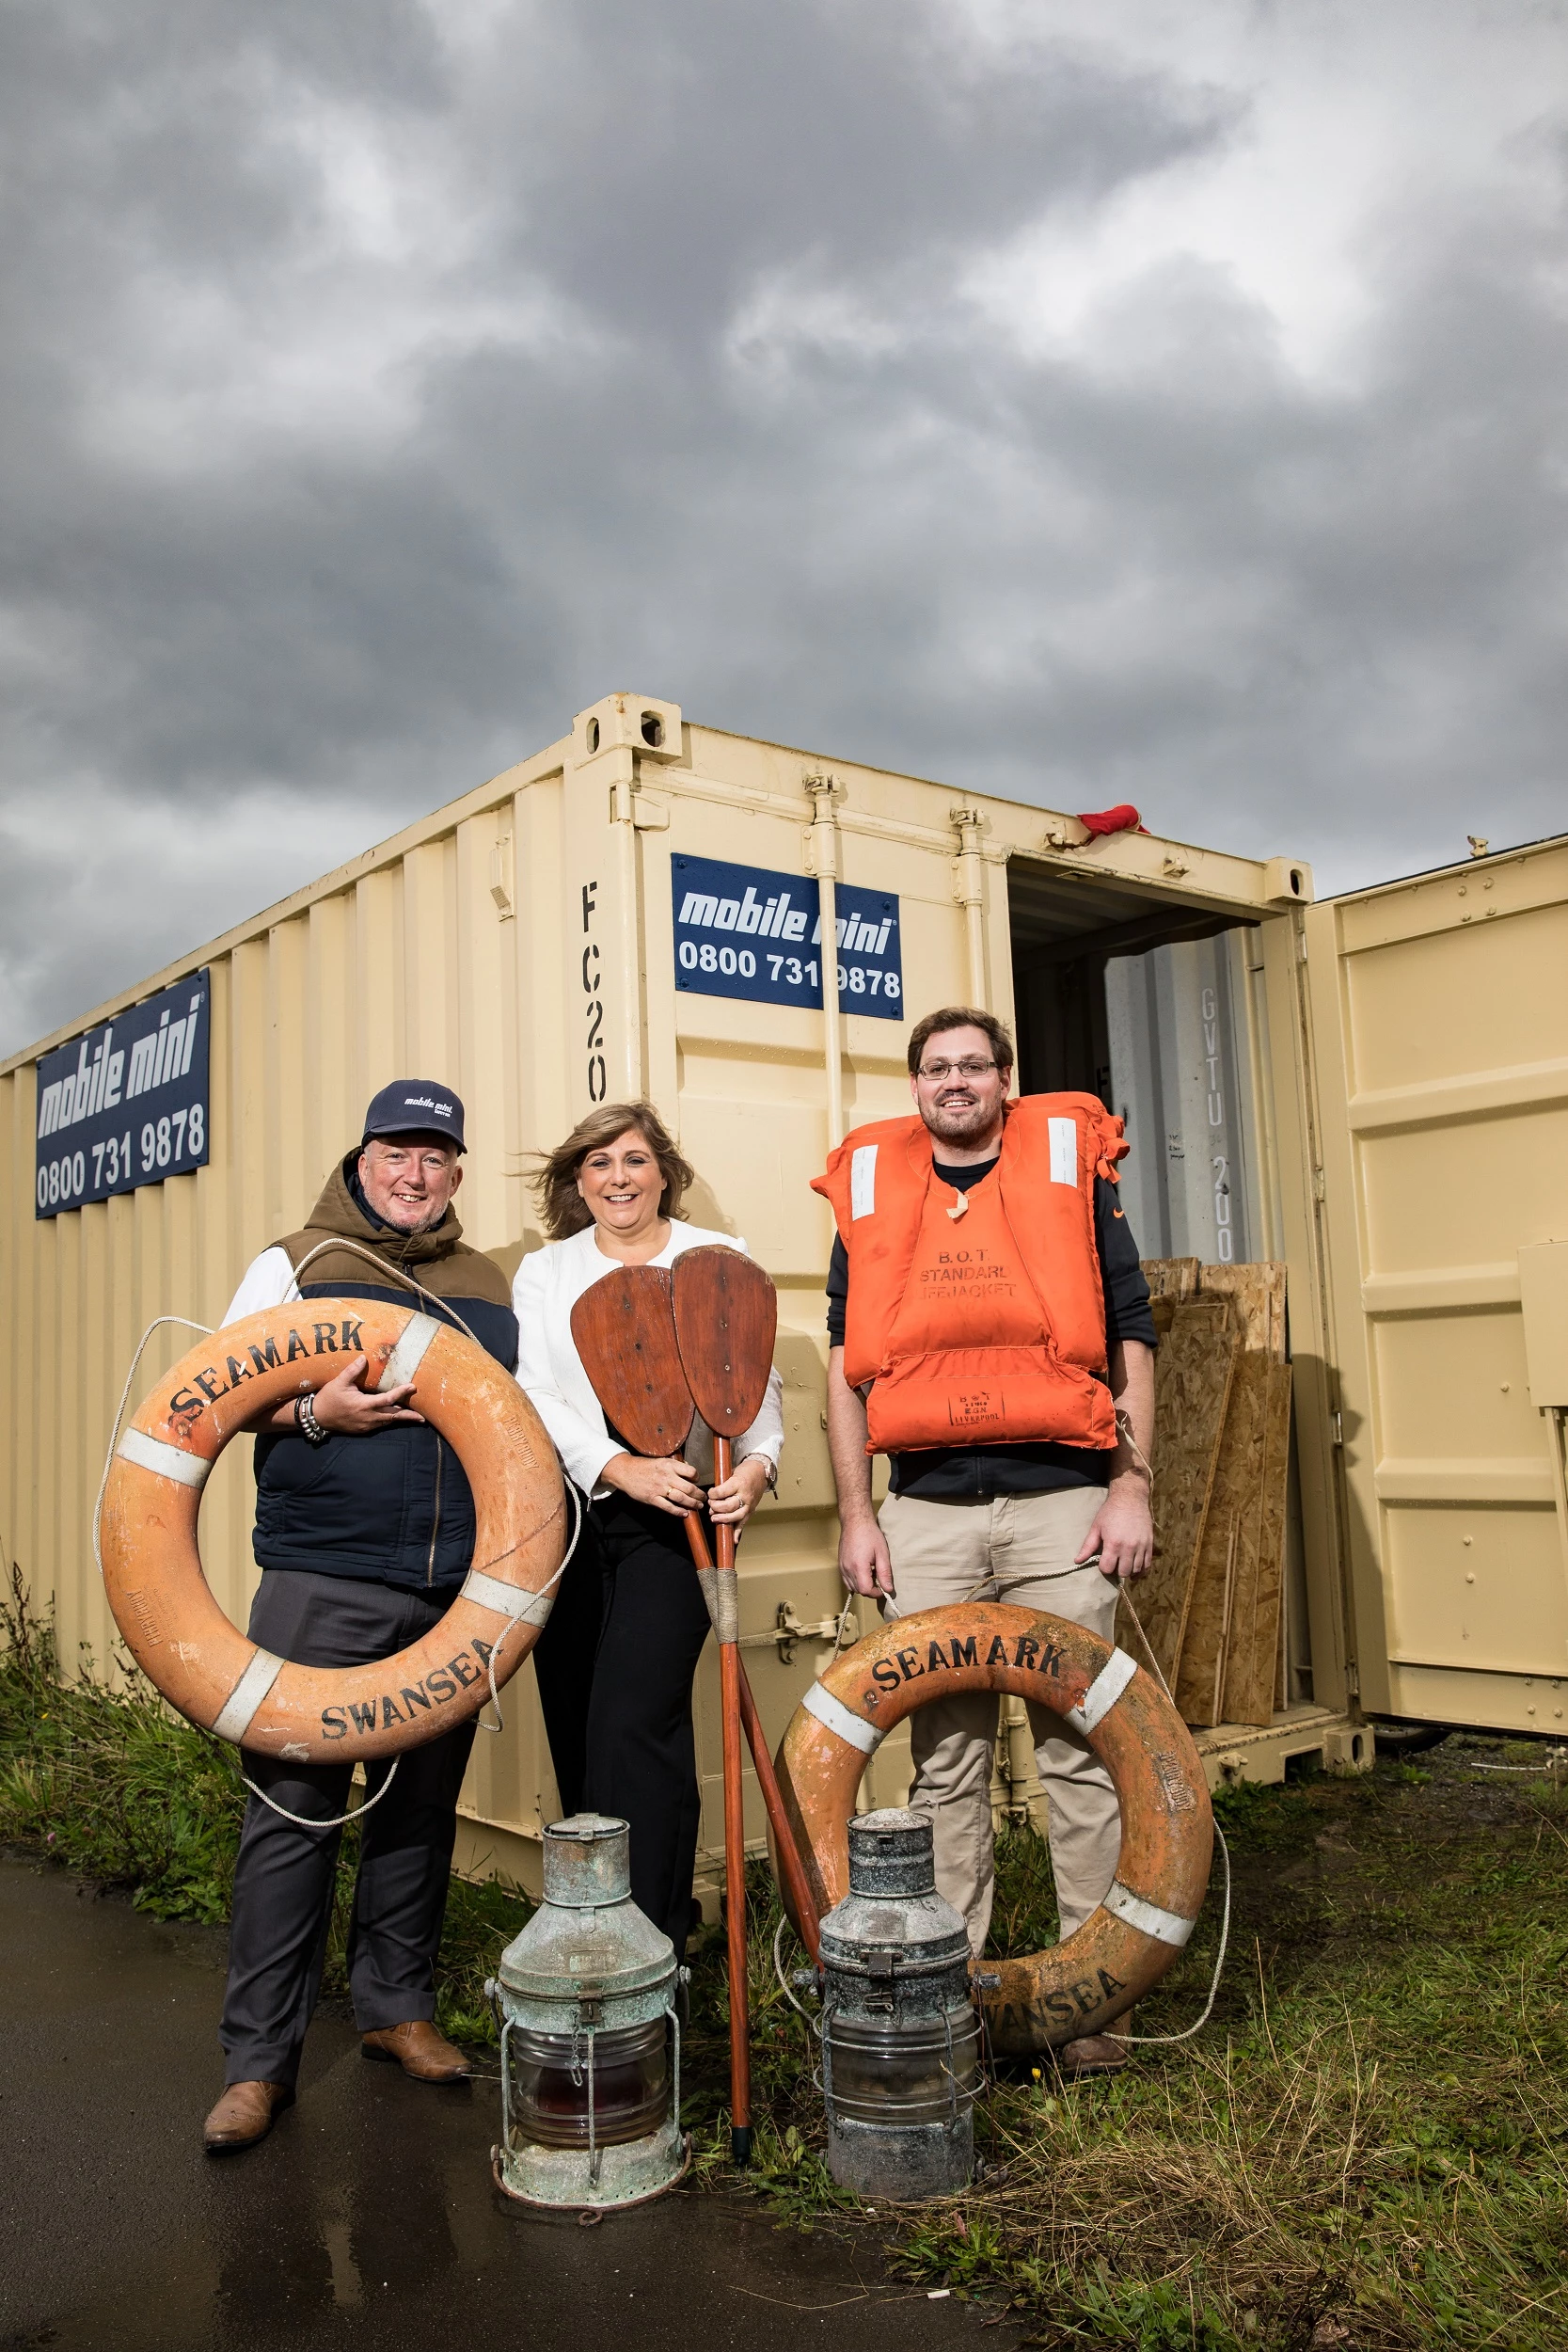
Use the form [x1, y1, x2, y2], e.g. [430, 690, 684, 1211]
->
[815, 1006, 1156, 2077]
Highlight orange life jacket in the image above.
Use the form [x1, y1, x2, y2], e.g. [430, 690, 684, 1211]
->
[812, 1094, 1129, 1456]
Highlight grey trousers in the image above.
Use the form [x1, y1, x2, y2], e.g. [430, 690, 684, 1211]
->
[879, 1486, 1122, 1959]
[218, 1569, 477, 2090]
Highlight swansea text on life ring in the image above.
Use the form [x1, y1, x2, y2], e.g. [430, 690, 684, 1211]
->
[775, 1602, 1212, 2056]
[98, 1300, 567, 1766]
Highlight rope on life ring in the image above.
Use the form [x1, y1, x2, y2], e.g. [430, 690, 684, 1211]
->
[97, 1299, 567, 1766]
[772, 1601, 1213, 2056]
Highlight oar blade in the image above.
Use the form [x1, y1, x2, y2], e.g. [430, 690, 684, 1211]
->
[570, 1265, 696, 1457]
[672, 1247, 777, 1439]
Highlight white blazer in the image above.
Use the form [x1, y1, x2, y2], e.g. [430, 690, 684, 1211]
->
[512, 1220, 785, 1498]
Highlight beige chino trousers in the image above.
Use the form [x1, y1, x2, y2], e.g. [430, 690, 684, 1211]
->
[879, 1486, 1121, 1958]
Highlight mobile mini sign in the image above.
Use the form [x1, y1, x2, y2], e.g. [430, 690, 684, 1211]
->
[672, 855, 902, 1020]
[35, 970, 211, 1218]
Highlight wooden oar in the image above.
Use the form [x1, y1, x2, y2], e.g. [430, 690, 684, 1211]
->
[569, 1263, 818, 1953]
[670, 1246, 782, 2170]
[569, 1263, 694, 1457]
[671, 1247, 778, 1480]
[570, 1258, 817, 2166]
[677, 1501, 822, 1970]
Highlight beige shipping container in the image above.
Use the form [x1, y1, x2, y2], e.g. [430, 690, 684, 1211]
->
[3, 690, 1565, 1898]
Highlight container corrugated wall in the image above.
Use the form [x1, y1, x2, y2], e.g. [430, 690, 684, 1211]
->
[1, 693, 1311, 1890]
[0, 732, 578, 1877]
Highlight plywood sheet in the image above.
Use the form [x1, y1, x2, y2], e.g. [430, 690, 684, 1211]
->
[1222, 1359, 1294, 1726]
[1118, 1296, 1236, 1688]
[1176, 1347, 1271, 1725]
[1196, 1263, 1287, 1359]
[1142, 1257, 1201, 1303]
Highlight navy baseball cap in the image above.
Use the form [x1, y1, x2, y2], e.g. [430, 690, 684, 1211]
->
[361, 1080, 467, 1153]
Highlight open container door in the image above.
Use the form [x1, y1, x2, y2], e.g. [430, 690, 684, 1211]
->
[1005, 844, 1373, 1788]
[1304, 834, 1568, 1737]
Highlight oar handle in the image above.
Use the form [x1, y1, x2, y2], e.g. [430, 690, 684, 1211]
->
[709, 1428, 751, 2162]
[720, 1637, 751, 2162]
[679, 1510, 822, 1962]
[713, 1435, 736, 1570]
[736, 1659, 822, 1964]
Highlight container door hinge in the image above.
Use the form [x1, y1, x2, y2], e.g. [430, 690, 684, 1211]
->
[1313, 1168, 1326, 1201]
[607, 769, 667, 825]
[1330, 1409, 1343, 1446]
[1345, 1661, 1360, 1699]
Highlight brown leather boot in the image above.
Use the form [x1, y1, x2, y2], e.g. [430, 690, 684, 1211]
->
[360, 2020, 472, 2082]
[203, 2079, 293, 2153]
[1059, 2010, 1135, 2078]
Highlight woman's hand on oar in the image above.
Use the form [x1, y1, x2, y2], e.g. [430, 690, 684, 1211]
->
[707, 1454, 769, 1528]
[600, 1452, 705, 1517]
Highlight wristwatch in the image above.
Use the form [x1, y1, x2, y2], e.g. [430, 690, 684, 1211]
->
[741, 1454, 778, 1494]
[294, 1392, 330, 1447]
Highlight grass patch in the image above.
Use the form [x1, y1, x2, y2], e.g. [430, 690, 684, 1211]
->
[676, 1770, 1568, 2350]
[6, 1565, 1567, 2346]
[0, 1563, 247, 1922]
[832, 1766, 1568, 2350]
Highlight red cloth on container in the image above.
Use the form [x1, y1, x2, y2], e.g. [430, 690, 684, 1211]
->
[1076, 803, 1145, 838]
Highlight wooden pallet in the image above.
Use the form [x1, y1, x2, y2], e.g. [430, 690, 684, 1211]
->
[1138, 1260, 1291, 1730]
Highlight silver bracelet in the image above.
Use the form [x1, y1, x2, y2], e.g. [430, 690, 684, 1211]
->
[294, 1391, 330, 1447]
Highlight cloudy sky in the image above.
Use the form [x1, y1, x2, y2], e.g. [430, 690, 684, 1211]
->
[2, 0, 1564, 1055]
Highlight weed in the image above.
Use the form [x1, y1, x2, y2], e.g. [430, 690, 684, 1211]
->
[429, 1871, 533, 2043]
[0, 1563, 246, 1920]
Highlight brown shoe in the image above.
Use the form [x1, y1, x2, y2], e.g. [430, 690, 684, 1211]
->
[1059, 2010, 1135, 2078]
[203, 2079, 293, 2153]
[360, 2020, 471, 2083]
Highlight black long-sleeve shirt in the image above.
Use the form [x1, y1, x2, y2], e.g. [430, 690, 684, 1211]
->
[826, 1156, 1156, 1501]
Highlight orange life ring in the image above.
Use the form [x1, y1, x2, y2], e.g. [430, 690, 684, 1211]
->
[774, 1602, 1212, 2056]
[98, 1299, 567, 1766]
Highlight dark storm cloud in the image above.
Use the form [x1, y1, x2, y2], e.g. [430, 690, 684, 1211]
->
[1, 0, 1563, 1053]
[486, 2, 1231, 335]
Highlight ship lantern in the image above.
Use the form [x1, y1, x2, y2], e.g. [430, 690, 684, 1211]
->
[817, 1807, 981, 2200]
[488, 1814, 688, 2211]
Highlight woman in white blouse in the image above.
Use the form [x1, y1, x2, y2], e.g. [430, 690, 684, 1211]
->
[514, 1100, 784, 1953]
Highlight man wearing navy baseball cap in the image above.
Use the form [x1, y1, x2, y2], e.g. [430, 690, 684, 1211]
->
[359, 1077, 467, 1155]
[200, 1080, 518, 2154]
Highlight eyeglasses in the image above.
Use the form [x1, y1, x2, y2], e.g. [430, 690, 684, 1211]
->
[916, 1058, 999, 1082]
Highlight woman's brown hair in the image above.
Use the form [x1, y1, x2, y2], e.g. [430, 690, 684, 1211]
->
[531, 1101, 696, 1241]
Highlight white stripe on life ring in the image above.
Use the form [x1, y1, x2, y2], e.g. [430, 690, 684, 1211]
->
[1067, 1646, 1137, 1735]
[212, 1647, 287, 1744]
[1103, 1879, 1196, 1947]
[801, 1681, 883, 1755]
[376, 1311, 442, 1393]
[117, 1427, 214, 1490]
[462, 1568, 555, 1628]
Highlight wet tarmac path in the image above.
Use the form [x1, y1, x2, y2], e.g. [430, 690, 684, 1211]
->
[1, 1858, 1010, 2351]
